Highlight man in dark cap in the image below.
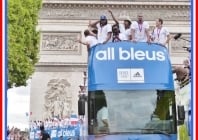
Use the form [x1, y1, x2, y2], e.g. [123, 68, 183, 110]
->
[89, 15, 112, 44]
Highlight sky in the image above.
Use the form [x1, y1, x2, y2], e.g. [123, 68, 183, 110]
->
[7, 82, 30, 131]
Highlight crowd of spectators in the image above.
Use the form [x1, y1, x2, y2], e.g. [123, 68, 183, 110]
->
[7, 115, 80, 139]
[29, 115, 80, 131]
[7, 127, 29, 140]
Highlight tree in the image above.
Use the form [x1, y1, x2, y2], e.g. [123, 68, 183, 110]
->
[8, 0, 42, 88]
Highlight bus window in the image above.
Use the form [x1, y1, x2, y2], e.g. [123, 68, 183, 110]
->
[88, 90, 177, 135]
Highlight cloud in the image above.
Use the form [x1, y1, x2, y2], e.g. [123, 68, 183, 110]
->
[7, 85, 30, 130]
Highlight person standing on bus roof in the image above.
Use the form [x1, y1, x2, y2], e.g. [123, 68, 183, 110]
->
[89, 15, 112, 44]
[112, 24, 127, 42]
[77, 29, 98, 51]
[108, 9, 132, 40]
[131, 12, 150, 43]
[150, 18, 171, 47]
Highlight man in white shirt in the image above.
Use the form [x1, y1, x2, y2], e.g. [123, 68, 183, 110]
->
[131, 13, 150, 43]
[108, 9, 132, 40]
[77, 29, 98, 51]
[151, 18, 171, 47]
[89, 15, 112, 44]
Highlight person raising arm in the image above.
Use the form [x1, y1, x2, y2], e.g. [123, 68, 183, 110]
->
[89, 15, 112, 44]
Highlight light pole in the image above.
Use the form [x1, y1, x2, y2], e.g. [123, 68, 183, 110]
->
[78, 71, 88, 139]
[78, 71, 87, 116]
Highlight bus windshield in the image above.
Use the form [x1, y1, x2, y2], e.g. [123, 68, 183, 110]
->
[88, 90, 177, 135]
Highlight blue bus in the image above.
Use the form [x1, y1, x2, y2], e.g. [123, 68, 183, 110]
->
[78, 41, 186, 140]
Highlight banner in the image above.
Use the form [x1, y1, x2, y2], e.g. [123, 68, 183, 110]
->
[29, 125, 80, 140]
[88, 42, 174, 91]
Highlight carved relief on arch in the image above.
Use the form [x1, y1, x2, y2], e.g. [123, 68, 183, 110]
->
[39, 7, 190, 21]
[41, 32, 81, 55]
[43, 79, 73, 120]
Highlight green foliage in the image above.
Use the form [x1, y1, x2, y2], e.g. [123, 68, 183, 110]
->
[8, 0, 42, 88]
[179, 124, 190, 140]
[154, 91, 175, 120]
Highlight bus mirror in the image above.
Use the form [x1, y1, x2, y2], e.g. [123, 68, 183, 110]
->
[78, 95, 86, 116]
[177, 105, 185, 120]
[188, 110, 191, 136]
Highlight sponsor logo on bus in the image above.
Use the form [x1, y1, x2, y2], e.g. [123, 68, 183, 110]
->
[117, 68, 144, 83]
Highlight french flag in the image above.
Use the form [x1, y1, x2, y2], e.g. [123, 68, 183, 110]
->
[70, 114, 78, 125]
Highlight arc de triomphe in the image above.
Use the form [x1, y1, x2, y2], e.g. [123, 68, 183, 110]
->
[30, 0, 191, 121]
